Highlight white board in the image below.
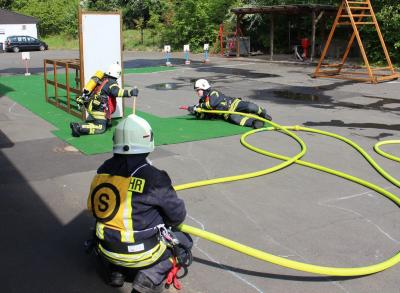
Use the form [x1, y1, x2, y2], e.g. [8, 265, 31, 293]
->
[80, 12, 123, 118]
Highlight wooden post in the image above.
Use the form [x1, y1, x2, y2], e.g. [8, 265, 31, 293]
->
[369, 0, 397, 74]
[236, 15, 240, 57]
[44, 60, 48, 103]
[288, 19, 291, 52]
[311, 10, 316, 62]
[53, 60, 58, 106]
[66, 63, 70, 113]
[270, 15, 274, 61]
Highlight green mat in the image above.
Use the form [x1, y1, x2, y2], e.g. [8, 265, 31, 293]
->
[0, 68, 258, 155]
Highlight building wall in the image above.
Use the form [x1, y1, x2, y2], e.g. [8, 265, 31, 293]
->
[0, 23, 37, 50]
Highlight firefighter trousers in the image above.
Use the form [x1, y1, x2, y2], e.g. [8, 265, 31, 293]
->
[227, 100, 266, 127]
[78, 111, 108, 135]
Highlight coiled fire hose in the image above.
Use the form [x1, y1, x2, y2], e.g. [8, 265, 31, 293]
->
[175, 109, 400, 276]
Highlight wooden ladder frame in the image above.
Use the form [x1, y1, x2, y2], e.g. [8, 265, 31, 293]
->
[313, 0, 399, 83]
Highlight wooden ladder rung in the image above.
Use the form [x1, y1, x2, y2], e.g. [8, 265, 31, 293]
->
[348, 7, 370, 10]
[370, 66, 391, 71]
[321, 64, 343, 67]
[347, 1, 369, 4]
[340, 15, 372, 17]
[337, 22, 375, 25]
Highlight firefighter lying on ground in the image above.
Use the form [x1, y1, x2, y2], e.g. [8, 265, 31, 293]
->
[70, 62, 139, 137]
[86, 114, 193, 293]
[186, 79, 272, 129]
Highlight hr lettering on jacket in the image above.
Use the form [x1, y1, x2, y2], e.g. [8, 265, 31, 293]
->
[128, 177, 145, 193]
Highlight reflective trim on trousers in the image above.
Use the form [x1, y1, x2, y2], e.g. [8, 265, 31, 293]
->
[98, 241, 167, 268]
[224, 99, 241, 120]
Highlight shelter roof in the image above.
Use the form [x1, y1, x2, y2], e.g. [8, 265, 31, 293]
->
[0, 9, 38, 24]
[231, 4, 337, 16]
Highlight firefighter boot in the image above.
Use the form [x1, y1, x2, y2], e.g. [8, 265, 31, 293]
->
[260, 109, 272, 121]
[70, 122, 81, 137]
[252, 120, 264, 129]
[132, 271, 163, 293]
[109, 271, 125, 287]
[106, 119, 113, 129]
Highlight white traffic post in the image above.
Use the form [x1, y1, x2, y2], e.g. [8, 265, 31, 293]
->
[184, 44, 190, 65]
[22, 52, 31, 76]
[164, 45, 172, 66]
[203, 43, 210, 63]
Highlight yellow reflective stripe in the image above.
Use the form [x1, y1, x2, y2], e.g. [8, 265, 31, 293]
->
[122, 190, 134, 242]
[210, 90, 219, 97]
[98, 241, 167, 268]
[96, 222, 105, 240]
[257, 107, 263, 115]
[240, 117, 249, 126]
[118, 89, 124, 97]
[91, 111, 106, 120]
[224, 99, 241, 120]
[228, 99, 241, 112]
[81, 123, 103, 130]
[87, 100, 93, 112]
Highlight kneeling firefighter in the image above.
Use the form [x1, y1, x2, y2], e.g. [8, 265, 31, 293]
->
[86, 114, 193, 292]
[70, 62, 139, 137]
[186, 79, 272, 129]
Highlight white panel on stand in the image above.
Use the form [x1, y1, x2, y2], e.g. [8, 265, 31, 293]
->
[80, 12, 123, 118]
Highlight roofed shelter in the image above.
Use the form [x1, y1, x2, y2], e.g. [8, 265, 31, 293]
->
[231, 4, 338, 61]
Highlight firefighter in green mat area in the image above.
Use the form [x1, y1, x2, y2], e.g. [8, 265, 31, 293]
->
[85, 114, 193, 293]
[70, 62, 139, 137]
[185, 78, 272, 129]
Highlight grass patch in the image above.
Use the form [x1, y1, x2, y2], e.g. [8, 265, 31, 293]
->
[41, 29, 162, 51]
[42, 34, 79, 50]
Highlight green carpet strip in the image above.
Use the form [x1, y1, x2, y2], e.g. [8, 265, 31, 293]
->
[0, 70, 265, 155]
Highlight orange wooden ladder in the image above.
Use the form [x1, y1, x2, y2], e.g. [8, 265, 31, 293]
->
[313, 0, 398, 83]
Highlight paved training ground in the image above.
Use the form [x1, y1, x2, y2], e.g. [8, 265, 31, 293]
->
[1, 50, 399, 293]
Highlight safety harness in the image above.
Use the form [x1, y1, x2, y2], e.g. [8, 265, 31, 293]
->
[157, 225, 192, 290]
[87, 78, 112, 120]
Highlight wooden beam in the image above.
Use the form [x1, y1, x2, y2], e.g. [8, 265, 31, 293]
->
[270, 15, 274, 61]
[311, 10, 316, 61]
[236, 15, 240, 57]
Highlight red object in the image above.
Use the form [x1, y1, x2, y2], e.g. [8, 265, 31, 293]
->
[165, 258, 182, 290]
[107, 97, 117, 118]
[301, 38, 310, 59]
[179, 106, 188, 110]
[219, 24, 224, 56]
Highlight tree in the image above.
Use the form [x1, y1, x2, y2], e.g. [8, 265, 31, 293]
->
[0, 0, 13, 9]
[11, 0, 79, 36]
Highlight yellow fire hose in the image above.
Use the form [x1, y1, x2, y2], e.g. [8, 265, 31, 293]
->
[175, 109, 400, 276]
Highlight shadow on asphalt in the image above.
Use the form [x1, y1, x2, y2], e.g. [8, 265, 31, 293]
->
[193, 256, 365, 282]
[0, 134, 116, 292]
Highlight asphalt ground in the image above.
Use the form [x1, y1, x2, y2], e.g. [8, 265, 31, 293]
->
[1, 50, 400, 293]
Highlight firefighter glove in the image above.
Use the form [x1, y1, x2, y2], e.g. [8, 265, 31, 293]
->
[76, 95, 85, 106]
[130, 87, 139, 97]
[188, 106, 197, 114]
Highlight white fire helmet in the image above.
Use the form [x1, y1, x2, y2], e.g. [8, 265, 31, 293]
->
[194, 79, 211, 91]
[113, 115, 155, 154]
[106, 62, 122, 79]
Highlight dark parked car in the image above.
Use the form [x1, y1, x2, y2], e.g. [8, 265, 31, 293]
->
[5, 35, 48, 53]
